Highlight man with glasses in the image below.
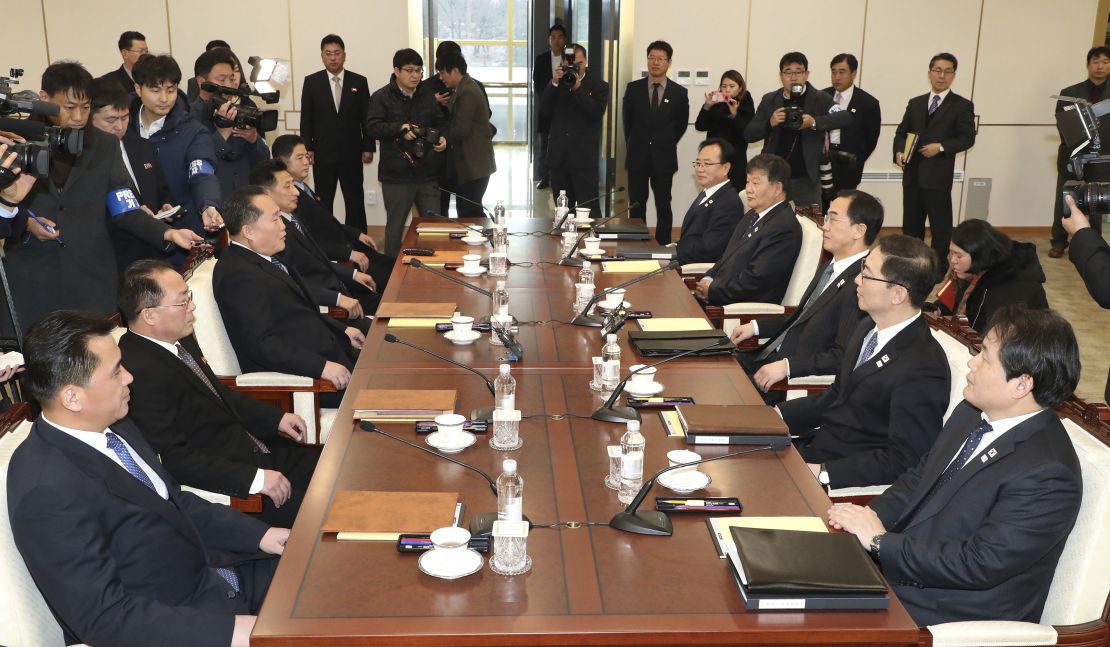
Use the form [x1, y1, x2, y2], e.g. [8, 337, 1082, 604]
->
[778, 235, 950, 489]
[622, 40, 690, 244]
[746, 51, 851, 209]
[118, 260, 319, 527]
[674, 138, 743, 265]
[893, 53, 976, 279]
[106, 30, 147, 94]
[365, 48, 447, 257]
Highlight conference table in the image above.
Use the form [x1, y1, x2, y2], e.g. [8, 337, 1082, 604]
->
[251, 216, 920, 646]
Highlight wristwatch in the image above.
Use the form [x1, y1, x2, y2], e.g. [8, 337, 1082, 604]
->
[817, 463, 830, 485]
[869, 532, 885, 563]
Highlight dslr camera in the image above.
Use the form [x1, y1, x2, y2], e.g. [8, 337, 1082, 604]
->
[559, 46, 580, 86]
[1056, 94, 1110, 217]
[201, 82, 279, 133]
[782, 83, 806, 130]
[398, 124, 442, 167]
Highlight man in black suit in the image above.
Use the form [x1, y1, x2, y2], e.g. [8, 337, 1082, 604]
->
[213, 186, 364, 408]
[694, 154, 802, 306]
[105, 30, 147, 94]
[541, 43, 609, 215]
[8, 311, 289, 646]
[1050, 46, 1110, 257]
[893, 53, 976, 278]
[731, 189, 882, 401]
[778, 235, 950, 488]
[822, 54, 880, 207]
[622, 40, 689, 244]
[1063, 195, 1110, 403]
[675, 138, 743, 265]
[829, 307, 1082, 626]
[532, 24, 566, 189]
[118, 260, 319, 527]
[299, 34, 375, 232]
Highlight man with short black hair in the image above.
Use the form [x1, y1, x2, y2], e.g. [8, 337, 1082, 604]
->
[674, 138, 742, 265]
[533, 24, 567, 189]
[830, 306, 1082, 626]
[186, 39, 233, 103]
[779, 234, 950, 488]
[105, 30, 147, 94]
[437, 51, 496, 217]
[822, 54, 880, 205]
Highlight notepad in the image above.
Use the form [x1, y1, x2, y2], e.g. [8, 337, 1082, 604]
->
[416, 224, 469, 234]
[353, 389, 457, 422]
[323, 490, 460, 541]
[706, 516, 828, 559]
[638, 318, 713, 332]
[901, 132, 920, 164]
[402, 250, 471, 265]
[602, 260, 663, 273]
[375, 302, 457, 319]
[386, 318, 453, 329]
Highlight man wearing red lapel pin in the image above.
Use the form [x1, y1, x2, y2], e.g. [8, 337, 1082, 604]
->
[829, 306, 1082, 626]
[777, 234, 950, 488]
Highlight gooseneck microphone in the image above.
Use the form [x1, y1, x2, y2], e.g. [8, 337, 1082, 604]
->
[572, 259, 680, 327]
[438, 188, 497, 220]
[551, 186, 626, 232]
[417, 212, 491, 237]
[592, 336, 734, 423]
[611, 445, 775, 536]
[558, 201, 640, 267]
[408, 258, 493, 298]
[383, 333, 496, 420]
[360, 420, 497, 495]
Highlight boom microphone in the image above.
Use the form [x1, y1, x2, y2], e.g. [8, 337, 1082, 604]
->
[558, 201, 640, 267]
[409, 258, 493, 297]
[572, 258, 680, 327]
[382, 333, 496, 420]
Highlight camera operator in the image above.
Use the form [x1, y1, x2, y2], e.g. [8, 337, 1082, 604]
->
[365, 48, 447, 257]
[541, 43, 609, 215]
[745, 51, 851, 208]
[190, 48, 271, 196]
[2, 61, 200, 335]
[1062, 194, 1110, 403]
[436, 51, 496, 218]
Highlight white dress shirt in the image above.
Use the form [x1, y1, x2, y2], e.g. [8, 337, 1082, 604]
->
[137, 107, 167, 139]
[829, 84, 854, 145]
[45, 414, 169, 499]
[699, 179, 731, 204]
[856, 311, 922, 367]
[944, 409, 1044, 470]
[752, 248, 869, 339]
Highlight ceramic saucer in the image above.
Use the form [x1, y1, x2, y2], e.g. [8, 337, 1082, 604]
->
[418, 548, 484, 580]
[444, 329, 481, 345]
[625, 381, 664, 397]
[462, 236, 487, 246]
[426, 431, 476, 454]
[575, 219, 594, 228]
[658, 470, 711, 494]
[456, 266, 487, 277]
[579, 248, 605, 258]
[598, 300, 631, 312]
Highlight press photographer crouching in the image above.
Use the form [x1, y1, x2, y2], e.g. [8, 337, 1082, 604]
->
[1062, 193, 1110, 402]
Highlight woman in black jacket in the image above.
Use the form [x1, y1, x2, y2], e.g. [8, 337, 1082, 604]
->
[934, 219, 1049, 334]
[694, 69, 754, 188]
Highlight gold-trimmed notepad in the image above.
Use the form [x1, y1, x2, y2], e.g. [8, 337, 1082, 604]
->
[601, 260, 663, 273]
[375, 302, 457, 319]
[353, 389, 457, 422]
[638, 318, 713, 332]
[386, 318, 452, 329]
[323, 490, 459, 541]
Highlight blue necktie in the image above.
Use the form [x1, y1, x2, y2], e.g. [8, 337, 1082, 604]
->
[928, 94, 941, 115]
[913, 421, 994, 514]
[854, 330, 878, 369]
[270, 257, 289, 274]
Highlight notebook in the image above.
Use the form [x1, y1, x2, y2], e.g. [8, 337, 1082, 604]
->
[322, 490, 460, 541]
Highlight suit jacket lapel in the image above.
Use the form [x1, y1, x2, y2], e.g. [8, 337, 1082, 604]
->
[793, 261, 857, 328]
[127, 332, 226, 409]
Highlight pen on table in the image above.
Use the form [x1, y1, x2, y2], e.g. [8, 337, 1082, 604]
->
[27, 210, 65, 247]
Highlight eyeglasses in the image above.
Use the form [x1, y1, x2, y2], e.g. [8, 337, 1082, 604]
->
[781, 69, 807, 78]
[647, 56, 669, 63]
[858, 260, 906, 288]
[821, 214, 847, 227]
[929, 67, 955, 76]
[398, 66, 423, 75]
[126, 48, 149, 55]
[147, 290, 193, 310]
[691, 160, 724, 169]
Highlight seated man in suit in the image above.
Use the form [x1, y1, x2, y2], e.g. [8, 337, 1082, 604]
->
[694, 154, 802, 306]
[214, 185, 363, 408]
[8, 311, 288, 647]
[731, 189, 882, 402]
[778, 235, 950, 488]
[674, 138, 744, 265]
[829, 306, 1082, 626]
[250, 158, 379, 321]
[118, 259, 320, 527]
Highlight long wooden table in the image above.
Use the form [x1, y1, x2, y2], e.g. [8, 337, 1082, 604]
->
[252, 217, 920, 646]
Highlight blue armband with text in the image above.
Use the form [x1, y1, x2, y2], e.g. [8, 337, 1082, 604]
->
[188, 159, 215, 178]
[106, 188, 141, 218]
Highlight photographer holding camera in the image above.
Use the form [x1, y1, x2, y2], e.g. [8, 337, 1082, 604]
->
[746, 52, 851, 208]
[365, 48, 447, 257]
[0, 132, 36, 239]
[1062, 194, 1110, 402]
[541, 43, 609, 215]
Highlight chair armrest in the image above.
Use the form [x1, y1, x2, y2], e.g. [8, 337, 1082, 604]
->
[723, 303, 789, 316]
[787, 375, 835, 386]
[681, 262, 714, 276]
[927, 620, 1057, 647]
[220, 372, 336, 391]
[827, 484, 891, 506]
[683, 276, 700, 290]
[180, 486, 264, 513]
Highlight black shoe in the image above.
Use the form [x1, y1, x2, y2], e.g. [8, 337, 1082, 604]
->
[1048, 244, 1067, 259]
[536, 180, 549, 190]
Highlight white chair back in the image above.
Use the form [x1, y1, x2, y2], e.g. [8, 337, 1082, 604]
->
[782, 215, 823, 307]
[186, 257, 242, 377]
[929, 327, 974, 424]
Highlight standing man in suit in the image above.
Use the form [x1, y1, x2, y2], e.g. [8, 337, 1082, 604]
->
[105, 31, 147, 95]
[1049, 46, 1110, 257]
[299, 34, 375, 232]
[213, 186, 364, 408]
[829, 306, 1082, 626]
[118, 260, 319, 527]
[437, 51, 497, 217]
[746, 52, 851, 209]
[675, 138, 744, 265]
[8, 311, 289, 647]
[822, 54, 880, 208]
[694, 154, 802, 306]
[731, 189, 881, 400]
[779, 235, 950, 488]
[623, 40, 690, 244]
[532, 24, 566, 190]
[541, 43, 609, 215]
[894, 53, 976, 278]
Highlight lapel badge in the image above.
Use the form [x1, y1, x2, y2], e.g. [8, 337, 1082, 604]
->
[881, 354, 889, 363]
[851, 108, 857, 113]
[664, 98, 670, 103]
[351, 87, 358, 93]
[980, 454, 989, 463]
[836, 278, 845, 288]
[706, 199, 714, 206]
[753, 227, 759, 233]
[143, 162, 153, 169]
[988, 448, 998, 458]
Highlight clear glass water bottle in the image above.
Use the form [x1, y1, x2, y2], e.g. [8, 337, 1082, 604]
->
[601, 333, 621, 392]
[493, 199, 506, 225]
[493, 363, 516, 411]
[618, 421, 645, 505]
[490, 281, 510, 346]
[496, 458, 524, 521]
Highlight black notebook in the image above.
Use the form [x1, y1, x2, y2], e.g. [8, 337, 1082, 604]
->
[596, 219, 651, 240]
[616, 241, 676, 260]
[628, 330, 732, 357]
[730, 526, 888, 595]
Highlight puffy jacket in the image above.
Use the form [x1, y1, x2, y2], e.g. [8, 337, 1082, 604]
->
[364, 77, 447, 182]
[937, 241, 1049, 334]
[189, 96, 271, 197]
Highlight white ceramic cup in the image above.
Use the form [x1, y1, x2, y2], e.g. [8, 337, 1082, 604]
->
[575, 207, 591, 221]
[667, 449, 702, 476]
[430, 526, 471, 553]
[461, 254, 482, 272]
[450, 315, 474, 335]
[601, 288, 626, 309]
[434, 413, 467, 442]
[583, 236, 602, 253]
[628, 364, 658, 390]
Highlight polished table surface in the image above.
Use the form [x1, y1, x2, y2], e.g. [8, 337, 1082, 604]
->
[252, 217, 919, 646]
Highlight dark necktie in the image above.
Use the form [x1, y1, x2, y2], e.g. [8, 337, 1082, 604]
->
[176, 343, 270, 455]
[759, 263, 835, 359]
[105, 432, 241, 593]
[691, 190, 707, 210]
[854, 330, 878, 369]
[928, 94, 941, 115]
[912, 420, 994, 515]
[742, 212, 760, 238]
[651, 83, 661, 110]
[270, 257, 289, 275]
[300, 183, 317, 200]
[288, 214, 306, 236]
[1091, 83, 1103, 104]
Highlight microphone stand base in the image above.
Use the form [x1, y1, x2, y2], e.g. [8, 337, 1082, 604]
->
[471, 406, 495, 422]
[558, 256, 585, 267]
[477, 315, 520, 326]
[591, 405, 641, 423]
[468, 512, 532, 537]
[571, 312, 605, 327]
[609, 510, 673, 536]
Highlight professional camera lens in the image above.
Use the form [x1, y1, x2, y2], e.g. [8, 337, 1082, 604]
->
[9, 142, 51, 178]
[1082, 182, 1110, 216]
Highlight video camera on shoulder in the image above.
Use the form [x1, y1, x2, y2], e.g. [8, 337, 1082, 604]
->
[201, 82, 279, 133]
[782, 83, 805, 130]
[1056, 94, 1110, 217]
[1, 68, 84, 182]
[559, 46, 580, 86]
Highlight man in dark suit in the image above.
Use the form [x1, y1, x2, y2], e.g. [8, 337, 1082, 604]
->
[822, 54, 880, 206]
[746, 51, 852, 209]
[778, 235, 950, 488]
[213, 186, 364, 408]
[105, 30, 147, 94]
[541, 43, 609, 215]
[731, 189, 882, 401]
[1063, 195, 1110, 402]
[893, 53, 977, 277]
[299, 34, 375, 232]
[1050, 46, 1110, 257]
[118, 260, 320, 527]
[675, 138, 744, 265]
[622, 40, 689, 244]
[829, 307, 1082, 626]
[8, 311, 289, 646]
[532, 24, 566, 189]
[694, 154, 802, 306]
